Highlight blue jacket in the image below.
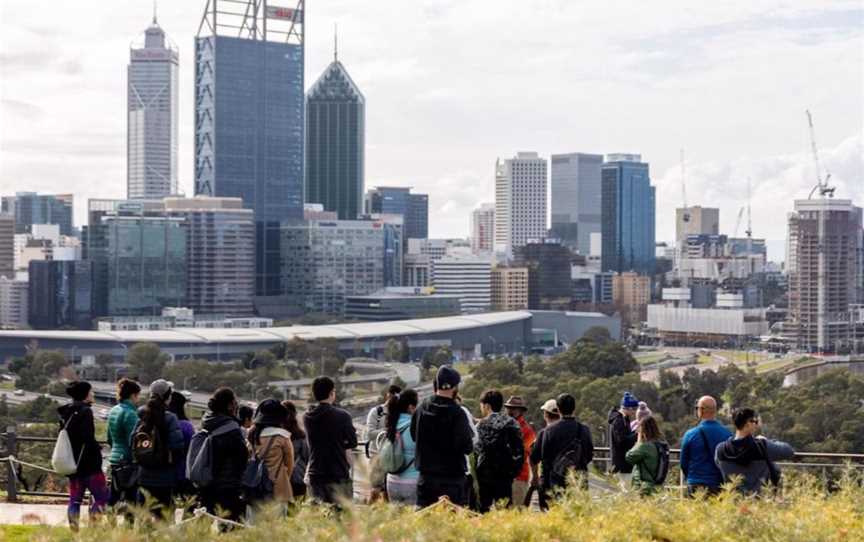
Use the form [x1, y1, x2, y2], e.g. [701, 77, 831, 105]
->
[679, 420, 732, 487]
[107, 400, 139, 465]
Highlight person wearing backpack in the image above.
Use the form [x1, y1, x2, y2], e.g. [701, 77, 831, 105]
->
[625, 416, 669, 496]
[504, 396, 535, 508]
[474, 390, 524, 512]
[58, 381, 110, 531]
[607, 392, 639, 487]
[167, 391, 196, 512]
[679, 395, 732, 497]
[106, 378, 141, 517]
[715, 408, 795, 496]
[364, 384, 402, 502]
[133, 379, 185, 520]
[382, 389, 419, 504]
[529, 393, 593, 510]
[246, 399, 295, 507]
[281, 400, 310, 500]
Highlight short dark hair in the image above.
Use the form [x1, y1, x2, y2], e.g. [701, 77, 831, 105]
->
[733, 408, 758, 430]
[312, 376, 335, 402]
[168, 391, 189, 421]
[388, 384, 403, 396]
[556, 393, 576, 417]
[238, 405, 254, 422]
[117, 378, 141, 401]
[208, 387, 236, 415]
[479, 389, 504, 412]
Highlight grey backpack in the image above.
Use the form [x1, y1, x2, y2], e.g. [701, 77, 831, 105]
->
[187, 421, 240, 488]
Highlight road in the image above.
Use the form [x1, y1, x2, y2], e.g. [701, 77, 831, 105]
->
[638, 348, 799, 383]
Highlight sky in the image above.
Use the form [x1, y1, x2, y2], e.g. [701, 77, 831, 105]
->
[1, 0, 862, 262]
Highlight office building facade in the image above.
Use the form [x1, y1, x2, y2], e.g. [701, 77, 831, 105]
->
[675, 206, 719, 256]
[550, 153, 603, 253]
[0, 215, 13, 279]
[28, 260, 95, 330]
[366, 187, 429, 239]
[1, 193, 74, 236]
[613, 271, 651, 325]
[491, 267, 529, 311]
[471, 203, 495, 254]
[345, 288, 461, 321]
[514, 240, 573, 310]
[432, 257, 491, 313]
[0, 277, 28, 329]
[495, 152, 547, 256]
[601, 154, 656, 275]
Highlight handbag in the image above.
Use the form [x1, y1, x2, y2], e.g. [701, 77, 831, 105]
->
[112, 462, 140, 490]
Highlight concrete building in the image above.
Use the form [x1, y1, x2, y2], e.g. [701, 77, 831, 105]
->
[432, 257, 492, 313]
[514, 239, 573, 310]
[550, 152, 603, 253]
[365, 187, 428, 239]
[344, 288, 462, 321]
[676, 206, 719, 256]
[491, 267, 529, 311]
[1, 193, 74, 236]
[0, 277, 28, 329]
[647, 293, 770, 346]
[0, 214, 13, 279]
[786, 198, 864, 352]
[164, 197, 255, 316]
[28, 260, 95, 330]
[601, 155, 655, 275]
[97, 309, 272, 331]
[495, 152, 548, 256]
[404, 253, 431, 287]
[127, 13, 179, 199]
[471, 203, 495, 254]
[530, 310, 622, 344]
[613, 271, 651, 324]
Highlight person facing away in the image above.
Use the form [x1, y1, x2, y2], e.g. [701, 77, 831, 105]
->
[410, 365, 474, 508]
[631, 401, 652, 432]
[365, 384, 403, 444]
[167, 391, 196, 505]
[248, 399, 295, 504]
[608, 392, 639, 484]
[474, 390, 525, 512]
[303, 376, 358, 506]
[58, 381, 110, 531]
[679, 395, 733, 497]
[715, 408, 795, 496]
[505, 395, 536, 508]
[384, 389, 420, 505]
[106, 378, 141, 512]
[625, 415, 667, 496]
[134, 379, 185, 520]
[199, 387, 249, 522]
[529, 393, 594, 509]
[281, 400, 310, 500]
[540, 399, 561, 427]
[238, 405, 255, 439]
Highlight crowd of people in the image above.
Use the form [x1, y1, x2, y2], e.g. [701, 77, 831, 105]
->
[53, 365, 796, 530]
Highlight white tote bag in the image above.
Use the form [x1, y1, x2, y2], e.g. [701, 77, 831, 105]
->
[52, 412, 82, 476]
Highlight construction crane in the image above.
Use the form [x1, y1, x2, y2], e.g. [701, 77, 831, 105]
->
[680, 149, 690, 222]
[745, 177, 754, 274]
[806, 110, 835, 199]
[732, 206, 745, 238]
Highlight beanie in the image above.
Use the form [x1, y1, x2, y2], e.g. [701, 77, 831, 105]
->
[621, 392, 639, 409]
[435, 365, 461, 391]
[66, 381, 92, 402]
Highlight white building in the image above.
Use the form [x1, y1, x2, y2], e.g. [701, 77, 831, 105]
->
[471, 203, 495, 255]
[0, 277, 28, 329]
[495, 152, 548, 257]
[432, 257, 492, 313]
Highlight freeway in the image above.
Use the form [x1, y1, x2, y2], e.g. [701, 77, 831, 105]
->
[639, 347, 801, 383]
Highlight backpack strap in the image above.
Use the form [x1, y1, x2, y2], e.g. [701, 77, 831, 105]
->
[697, 427, 713, 460]
[648, 441, 663, 483]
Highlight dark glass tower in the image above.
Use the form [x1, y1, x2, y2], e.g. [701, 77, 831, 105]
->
[601, 154, 656, 275]
[306, 48, 365, 220]
[366, 187, 429, 239]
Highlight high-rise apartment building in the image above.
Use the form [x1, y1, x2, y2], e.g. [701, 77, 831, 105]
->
[514, 239, 573, 310]
[0, 277, 28, 329]
[786, 198, 863, 352]
[676, 206, 719, 256]
[1, 193, 74, 236]
[365, 187, 429, 239]
[550, 153, 603, 253]
[0, 214, 13, 279]
[164, 197, 255, 316]
[306, 50, 365, 220]
[194, 1, 305, 297]
[28, 260, 95, 330]
[491, 267, 528, 311]
[612, 271, 651, 325]
[471, 203, 495, 254]
[127, 14, 179, 199]
[601, 154, 656, 275]
[432, 257, 491, 313]
[495, 152, 547, 256]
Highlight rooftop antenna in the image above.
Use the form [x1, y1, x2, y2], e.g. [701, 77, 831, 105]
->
[334, 23, 338, 62]
[153, 0, 158, 24]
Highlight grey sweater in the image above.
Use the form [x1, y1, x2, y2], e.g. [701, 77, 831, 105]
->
[715, 435, 794, 495]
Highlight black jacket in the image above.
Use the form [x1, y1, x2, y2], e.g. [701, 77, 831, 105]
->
[57, 402, 102, 477]
[304, 402, 358, 484]
[530, 418, 594, 489]
[201, 412, 248, 490]
[607, 408, 637, 473]
[474, 412, 524, 482]
[410, 395, 474, 478]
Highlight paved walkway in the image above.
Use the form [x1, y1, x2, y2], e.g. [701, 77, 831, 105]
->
[0, 504, 75, 526]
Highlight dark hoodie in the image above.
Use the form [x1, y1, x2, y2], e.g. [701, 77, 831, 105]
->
[607, 408, 637, 473]
[200, 412, 248, 490]
[303, 402, 358, 485]
[57, 402, 102, 477]
[475, 412, 525, 482]
[715, 435, 794, 495]
[410, 395, 474, 478]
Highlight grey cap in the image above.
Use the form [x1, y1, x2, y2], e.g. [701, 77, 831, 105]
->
[149, 379, 174, 399]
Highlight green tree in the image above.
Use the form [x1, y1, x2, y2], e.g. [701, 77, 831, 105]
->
[384, 339, 402, 362]
[432, 346, 453, 367]
[126, 342, 169, 384]
[582, 326, 612, 345]
[285, 337, 310, 362]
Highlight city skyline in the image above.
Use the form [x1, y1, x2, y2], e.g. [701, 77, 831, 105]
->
[0, 1, 862, 253]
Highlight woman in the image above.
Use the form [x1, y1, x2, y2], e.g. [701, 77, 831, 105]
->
[624, 415, 666, 496]
[199, 387, 248, 522]
[248, 399, 295, 506]
[282, 400, 310, 499]
[383, 389, 419, 505]
[167, 391, 196, 508]
[106, 378, 141, 519]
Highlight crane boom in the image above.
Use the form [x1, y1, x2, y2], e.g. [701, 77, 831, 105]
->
[806, 109, 834, 198]
[733, 206, 745, 238]
[680, 148, 690, 222]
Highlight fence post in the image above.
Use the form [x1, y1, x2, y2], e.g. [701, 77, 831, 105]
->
[5, 425, 17, 503]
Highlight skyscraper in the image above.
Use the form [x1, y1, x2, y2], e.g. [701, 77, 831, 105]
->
[127, 12, 179, 200]
[365, 187, 429, 239]
[195, 1, 305, 297]
[471, 203, 495, 254]
[601, 154, 656, 275]
[550, 153, 603, 253]
[306, 44, 365, 220]
[1, 193, 74, 236]
[514, 239, 573, 310]
[675, 206, 719, 256]
[495, 152, 547, 257]
[28, 260, 94, 330]
[0, 214, 13, 279]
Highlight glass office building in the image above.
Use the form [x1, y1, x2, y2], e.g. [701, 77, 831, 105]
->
[1, 192, 74, 236]
[27, 260, 94, 330]
[550, 152, 603, 253]
[601, 154, 656, 276]
[366, 187, 429, 239]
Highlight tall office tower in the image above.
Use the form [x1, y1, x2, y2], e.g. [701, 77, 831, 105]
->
[600, 154, 656, 275]
[514, 239, 573, 310]
[195, 1, 305, 297]
[491, 267, 528, 311]
[495, 152, 548, 257]
[786, 198, 863, 352]
[365, 187, 429, 239]
[0, 214, 13, 278]
[306, 44, 365, 220]
[127, 12, 179, 199]
[0, 276, 28, 329]
[1, 193, 74, 236]
[432, 257, 491, 313]
[550, 153, 603, 253]
[675, 206, 719, 256]
[27, 260, 94, 330]
[164, 197, 255, 316]
[471, 203, 495, 254]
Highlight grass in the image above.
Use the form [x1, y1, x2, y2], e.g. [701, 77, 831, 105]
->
[0, 525, 68, 542]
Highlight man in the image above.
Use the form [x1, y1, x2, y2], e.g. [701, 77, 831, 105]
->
[304, 376, 358, 506]
[715, 408, 794, 496]
[607, 392, 639, 486]
[505, 396, 535, 507]
[540, 399, 560, 427]
[530, 393, 593, 509]
[474, 390, 524, 512]
[411, 366, 474, 507]
[679, 395, 733, 497]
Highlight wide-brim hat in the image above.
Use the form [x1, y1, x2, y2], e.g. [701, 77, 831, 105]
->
[504, 396, 528, 410]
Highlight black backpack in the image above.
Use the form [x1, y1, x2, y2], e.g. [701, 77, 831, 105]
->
[132, 422, 170, 469]
[550, 424, 586, 487]
[242, 435, 277, 502]
[477, 422, 523, 481]
[649, 441, 671, 485]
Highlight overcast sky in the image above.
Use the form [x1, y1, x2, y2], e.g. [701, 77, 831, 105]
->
[1, 1, 862, 260]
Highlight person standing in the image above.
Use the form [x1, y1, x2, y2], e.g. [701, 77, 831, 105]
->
[540, 399, 561, 427]
[607, 392, 639, 487]
[248, 399, 295, 505]
[474, 390, 524, 512]
[679, 395, 733, 497]
[238, 405, 255, 439]
[411, 366, 474, 508]
[364, 384, 402, 501]
[504, 396, 536, 507]
[383, 389, 420, 505]
[167, 391, 196, 509]
[106, 378, 141, 516]
[59, 381, 110, 531]
[303, 376, 358, 506]
[199, 388, 248, 522]
[281, 400, 310, 500]
[625, 416, 667, 496]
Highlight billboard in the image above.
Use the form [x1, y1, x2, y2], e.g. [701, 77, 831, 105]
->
[266, 6, 303, 22]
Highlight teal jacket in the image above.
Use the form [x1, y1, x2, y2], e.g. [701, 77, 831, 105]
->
[625, 441, 662, 496]
[107, 400, 139, 465]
